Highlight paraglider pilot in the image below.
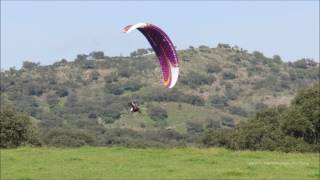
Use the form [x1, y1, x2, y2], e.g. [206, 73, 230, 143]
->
[128, 101, 140, 113]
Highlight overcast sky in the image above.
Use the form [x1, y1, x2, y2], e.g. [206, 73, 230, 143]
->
[1, 1, 319, 69]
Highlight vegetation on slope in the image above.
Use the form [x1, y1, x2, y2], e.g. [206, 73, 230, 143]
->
[1, 44, 319, 149]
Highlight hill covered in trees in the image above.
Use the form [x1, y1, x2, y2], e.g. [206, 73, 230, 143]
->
[1, 44, 319, 149]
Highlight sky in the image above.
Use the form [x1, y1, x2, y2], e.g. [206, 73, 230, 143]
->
[1, 1, 319, 69]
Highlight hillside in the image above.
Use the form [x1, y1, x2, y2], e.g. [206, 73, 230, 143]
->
[1, 44, 318, 146]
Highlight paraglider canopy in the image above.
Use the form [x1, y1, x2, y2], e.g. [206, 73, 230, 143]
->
[123, 22, 179, 88]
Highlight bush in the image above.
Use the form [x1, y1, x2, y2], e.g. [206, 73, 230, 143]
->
[228, 106, 248, 117]
[186, 121, 204, 133]
[207, 64, 222, 74]
[105, 83, 124, 95]
[272, 55, 282, 64]
[199, 45, 211, 52]
[221, 116, 235, 127]
[205, 118, 221, 129]
[0, 106, 40, 148]
[293, 59, 308, 69]
[118, 67, 131, 78]
[43, 128, 95, 147]
[255, 102, 268, 111]
[89, 51, 104, 59]
[147, 106, 168, 121]
[202, 129, 233, 147]
[225, 89, 238, 100]
[210, 95, 228, 108]
[103, 103, 123, 120]
[253, 51, 264, 60]
[222, 71, 236, 80]
[22, 61, 40, 70]
[217, 43, 231, 48]
[122, 80, 142, 92]
[55, 88, 69, 97]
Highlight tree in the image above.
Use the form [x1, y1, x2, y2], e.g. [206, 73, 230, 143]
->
[136, 48, 149, 56]
[22, 61, 40, 70]
[89, 51, 104, 59]
[272, 55, 282, 64]
[198, 45, 211, 52]
[217, 43, 230, 49]
[0, 106, 40, 148]
[76, 54, 88, 61]
[253, 51, 264, 60]
[288, 83, 320, 144]
[293, 59, 308, 69]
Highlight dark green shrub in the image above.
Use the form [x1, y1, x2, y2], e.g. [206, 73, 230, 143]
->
[0, 106, 40, 148]
[43, 128, 95, 147]
[207, 64, 222, 73]
[228, 106, 248, 117]
[89, 51, 104, 59]
[293, 59, 308, 69]
[123, 80, 142, 92]
[147, 106, 168, 121]
[221, 116, 235, 127]
[202, 129, 233, 147]
[222, 71, 236, 80]
[210, 95, 228, 108]
[205, 118, 221, 129]
[105, 83, 124, 95]
[55, 88, 69, 97]
[225, 89, 238, 100]
[186, 121, 204, 133]
[103, 103, 123, 120]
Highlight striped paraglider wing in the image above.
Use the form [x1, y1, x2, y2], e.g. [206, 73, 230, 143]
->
[123, 23, 179, 88]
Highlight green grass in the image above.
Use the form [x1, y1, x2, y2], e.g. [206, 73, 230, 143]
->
[1, 147, 318, 180]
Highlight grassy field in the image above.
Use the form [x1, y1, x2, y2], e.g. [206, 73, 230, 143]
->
[1, 147, 318, 180]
